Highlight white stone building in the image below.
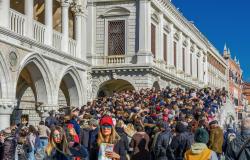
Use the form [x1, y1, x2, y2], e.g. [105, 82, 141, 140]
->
[0, 0, 228, 129]
[88, 0, 228, 97]
[0, 0, 89, 130]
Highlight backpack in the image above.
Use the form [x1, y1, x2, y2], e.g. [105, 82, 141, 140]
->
[227, 132, 236, 142]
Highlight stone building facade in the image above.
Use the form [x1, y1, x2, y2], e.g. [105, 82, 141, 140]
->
[0, 0, 89, 129]
[88, 0, 228, 97]
[0, 0, 228, 129]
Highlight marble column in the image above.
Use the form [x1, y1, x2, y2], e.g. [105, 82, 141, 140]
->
[61, 1, 70, 53]
[44, 0, 53, 45]
[186, 37, 191, 76]
[25, 0, 34, 38]
[86, 2, 96, 63]
[158, 13, 164, 61]
[168, 23, 174, 68]
[0, 0, 10, 28]
[71, 3, 84, 59]
[137, 0, 152, 64]
[177, 32, 183, 73]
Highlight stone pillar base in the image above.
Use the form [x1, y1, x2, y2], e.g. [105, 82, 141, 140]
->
[136, 52, 153, 64]
[0, 114, 11, 130]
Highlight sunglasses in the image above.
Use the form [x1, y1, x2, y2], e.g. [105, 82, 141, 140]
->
[101, 125, 112, 129]
[52, 134, 61, 138]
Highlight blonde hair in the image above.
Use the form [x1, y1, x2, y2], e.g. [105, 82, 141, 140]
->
[124, 123, 136, 137]
[45, 126, 70, 156]
[97, 126, 120, 146]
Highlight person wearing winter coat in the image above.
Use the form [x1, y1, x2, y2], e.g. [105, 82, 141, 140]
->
[154, 121, 174, 160]
[184, 128, 218, 160]
[170, 122, 193, 160]
[45, 126, 88, 160]
[94, 116, 126, 160]
[129, 126, 150, 155]
[1, 128, 16, 160]
[208, 120, 223, 159]
[225, 117, 250, 160]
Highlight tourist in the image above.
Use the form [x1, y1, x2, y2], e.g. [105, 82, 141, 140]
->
[208, 120, 224, 160]
[184, 128, 218, 160]
[225, 117, 250, 159]
[154, 121, 174, 160]
[95, 115, 126, 160]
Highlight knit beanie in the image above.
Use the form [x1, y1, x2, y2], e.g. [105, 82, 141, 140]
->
[194, 128, 209, 144]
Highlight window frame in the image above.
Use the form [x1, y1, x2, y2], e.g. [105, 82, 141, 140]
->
[104, 17, 128, 56]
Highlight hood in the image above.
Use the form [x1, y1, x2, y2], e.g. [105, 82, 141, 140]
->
[191, 143, 207, 154]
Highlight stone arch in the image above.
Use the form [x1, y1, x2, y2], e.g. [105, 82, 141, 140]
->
[16, 53, 54, 105]
[0, 52, 12, 99]
[153, 81, 160, 91]
[56, 66, 83, 107]
[14, 53, 54, 125]
[97, 79, 135, 97]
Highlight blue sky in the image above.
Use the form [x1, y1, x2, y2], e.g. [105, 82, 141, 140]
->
[172, 0, 250, 81]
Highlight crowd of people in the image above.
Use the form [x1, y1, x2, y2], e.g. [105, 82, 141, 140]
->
[0, 87, 250, 160]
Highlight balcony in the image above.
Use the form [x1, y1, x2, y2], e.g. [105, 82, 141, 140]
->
[8, 9, 77, 57]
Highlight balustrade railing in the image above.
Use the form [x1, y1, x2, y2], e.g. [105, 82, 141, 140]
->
[68, 38, 77, 56]
[52, 31, 62, 50]
[106, 55, 125, 64]
[9, 9, 26, 35]
[33, 21, 45, 43]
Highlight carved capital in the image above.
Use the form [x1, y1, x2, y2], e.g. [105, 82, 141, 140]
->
[71, 2, 85, 15]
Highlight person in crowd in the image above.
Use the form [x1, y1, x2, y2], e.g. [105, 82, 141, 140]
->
[15, 126, 30, 160]
[37, 121, 50, 150]
[115, 120, 129, 158]
[184, 128, 218, 160]
[154, 121, 174, 160]
[1, 128, 16, 160]
[95, 115, 126, 160]
[46, 126, 88, 160]
[45, 110, 59, 129]
[0, 131, 4, 160]
[85, 118, 99, 159]
[69, 107, 81, 136]
[222, 124, 237, 154]
[225, 117, 250, 160]
[170, 122, 193, 160]
[208, 120, 223, 160]
[130, 125, 150, 160]
[27, 125, 38, 160]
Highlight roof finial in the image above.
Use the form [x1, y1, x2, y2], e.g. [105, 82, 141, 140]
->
[224, 43, 227, 51]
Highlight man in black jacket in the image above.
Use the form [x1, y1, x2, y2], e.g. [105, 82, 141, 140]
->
[154, 121, 174, 160]
[225, 117, 250, 160]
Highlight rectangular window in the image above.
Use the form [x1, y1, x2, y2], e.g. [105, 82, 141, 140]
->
[190, 54, 193, 75]
[108, 20, 125, 55]
[174, 41, 177, 67]
[163, 34, 167, 62]
[182, 48, 185, 72]
[197, 58, 199, 79]
[151, 24, 156, 58]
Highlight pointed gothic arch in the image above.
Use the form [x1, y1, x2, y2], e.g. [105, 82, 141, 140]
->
[56, 66, 83, 107]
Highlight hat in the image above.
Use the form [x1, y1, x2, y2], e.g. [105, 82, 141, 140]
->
[194, 128, 209, 144]
[71, 107, 80, 113]
[209, 120, 218, 126]
[99, 116, 113, 126]
[89, 118, 99, 126]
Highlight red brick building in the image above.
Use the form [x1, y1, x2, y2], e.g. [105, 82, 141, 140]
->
[223, 45, 243, 108]
[243, 82, 250, 110]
